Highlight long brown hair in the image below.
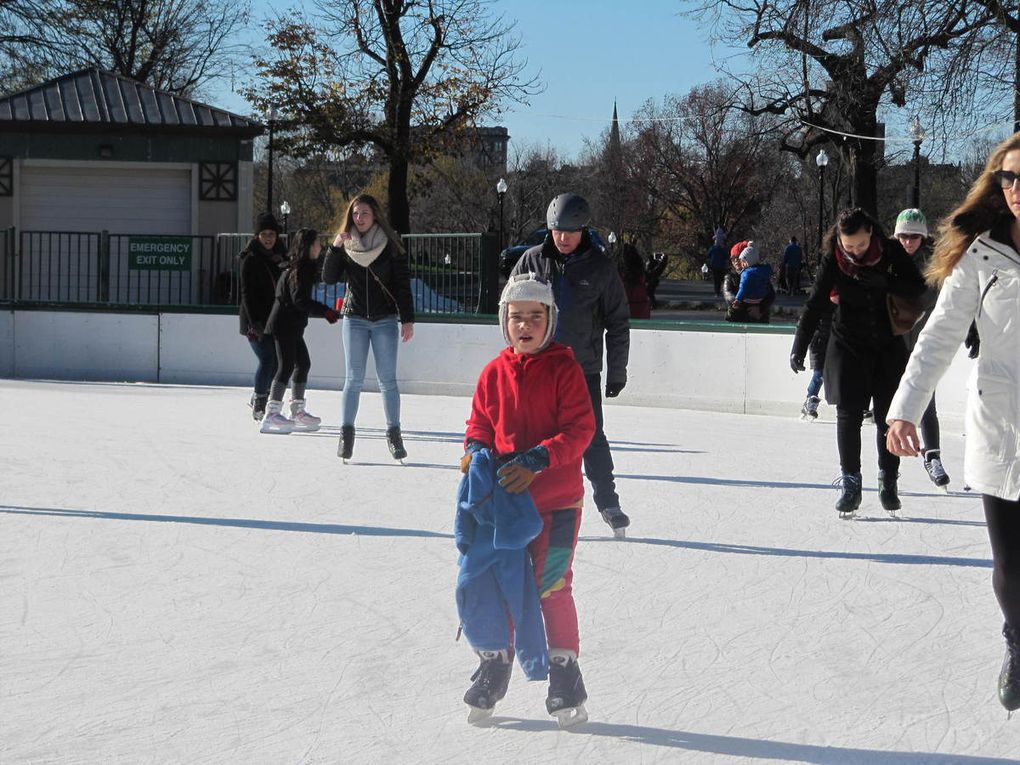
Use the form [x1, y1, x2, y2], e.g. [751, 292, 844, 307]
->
[341, 194, 405, 256]
[929, 132, 1020, 285]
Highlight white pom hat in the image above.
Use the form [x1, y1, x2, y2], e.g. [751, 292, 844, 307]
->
[739, 241, 759, 266]
[499, 273, 558, 351]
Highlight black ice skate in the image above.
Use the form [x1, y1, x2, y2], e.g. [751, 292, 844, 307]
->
[1000, 623, 1020, 715]
[546, 650, 588, 729]
[338, 426, 355, 463]
[878, 470, 901, 516]
[386, 426, 407, 463]
[250, 393, 268, 422]
[833, 472, 862, 518]
[599, 506, 630, 539]
[800, 395, 820, 421]
[464, 649, 513, 725]
[923, 450, 951, 491]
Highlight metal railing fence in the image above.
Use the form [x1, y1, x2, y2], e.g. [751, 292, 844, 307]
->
[0, 229, 500, 315]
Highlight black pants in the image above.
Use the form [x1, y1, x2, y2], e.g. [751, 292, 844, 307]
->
[711, 268, 726, 297]
[835, 397, 899, 476]
[983, 495, 1020, 629]
[919, 395, 940, 452]
[583, 373, 620, 511]
[270, 331, 310, 402]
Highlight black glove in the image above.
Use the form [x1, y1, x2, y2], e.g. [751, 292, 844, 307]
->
[790, 353, 806, 373]
[855, 268, 888, 290]
[965, 322, 980, 359]
[605, 381, 626, 398]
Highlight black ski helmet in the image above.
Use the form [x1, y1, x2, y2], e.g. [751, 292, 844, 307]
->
[546, 193, 591, 232]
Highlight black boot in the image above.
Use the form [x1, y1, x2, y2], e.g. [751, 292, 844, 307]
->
[878, 470, 901, 514]
[386, 426, 407, 461]
[338, 426, 355, 461]
[251, 393, 268, 422]
[546, 650, 588, 727]
[1000, 623, 1020, 712]
[464, 649, 513, 718]
[834, 472, 862, 517]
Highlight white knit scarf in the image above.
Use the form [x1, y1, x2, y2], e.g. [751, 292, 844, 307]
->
[344, 223, 388, 268]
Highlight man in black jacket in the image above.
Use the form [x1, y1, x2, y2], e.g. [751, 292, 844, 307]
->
[510, 193, 632, 535]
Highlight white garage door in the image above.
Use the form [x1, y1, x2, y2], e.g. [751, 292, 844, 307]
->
[20, 165, 191, 234]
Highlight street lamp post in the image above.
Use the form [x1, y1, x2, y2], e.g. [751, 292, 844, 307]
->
[496, 178, 507, 250]
[267, 107, 278, 214]
[816, 148, 829, 266]
[911, 115, 925, 209]
[279, 200, 290, 237]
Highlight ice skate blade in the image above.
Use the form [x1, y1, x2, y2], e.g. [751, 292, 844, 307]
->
[467, 706, 495, 726]
[260, 427, 293, 435]
[552, 703, 588, 729]
[838, 510, 857, 520]
[292, 424, 320, 433]
[612, 527, 626, 540]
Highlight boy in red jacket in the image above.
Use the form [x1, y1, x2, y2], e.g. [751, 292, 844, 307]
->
[461, 273, 596, 727]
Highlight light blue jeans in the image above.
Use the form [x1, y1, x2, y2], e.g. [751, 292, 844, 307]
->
[341, 315, 401, 428]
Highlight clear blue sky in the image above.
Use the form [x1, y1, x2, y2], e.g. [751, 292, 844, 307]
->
[209, 0, 745, 160]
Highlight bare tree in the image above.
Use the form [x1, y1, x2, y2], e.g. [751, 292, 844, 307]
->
[0, 0, 62, 89]
[246, 0, 540, 233]
[60, 0, 251, 96]
[685, 0, 990, 215]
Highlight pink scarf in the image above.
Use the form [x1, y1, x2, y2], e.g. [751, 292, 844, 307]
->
[834, 236, 883, 278]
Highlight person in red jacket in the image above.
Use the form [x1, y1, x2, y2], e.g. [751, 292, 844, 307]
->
[460, 272, 596, 727]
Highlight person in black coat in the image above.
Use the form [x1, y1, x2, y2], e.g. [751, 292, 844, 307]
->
[791, 207, 926, 516]
[321, 193, 415, 462]
[261, 229, 339, 434]
[239, 212, 288, 421]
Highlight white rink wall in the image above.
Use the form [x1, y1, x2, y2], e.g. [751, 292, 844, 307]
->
[0, 308, 975, 419]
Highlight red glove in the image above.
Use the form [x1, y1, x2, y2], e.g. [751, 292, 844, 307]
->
[323, 307, 340, 324]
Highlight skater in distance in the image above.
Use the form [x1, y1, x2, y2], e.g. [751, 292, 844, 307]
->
[238, 212, 288, 422]
[790, 207, 926, 518]
[260, 228, 340, 435]
[322, 194, 415, 463]
[459, 273, 596, 727]
[510, 193, 632, 534]
[887, 132, 1020, 713]
[892, 208, 951, 490]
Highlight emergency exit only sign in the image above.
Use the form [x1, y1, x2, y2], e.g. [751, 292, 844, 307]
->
[127, 237, 193, 271]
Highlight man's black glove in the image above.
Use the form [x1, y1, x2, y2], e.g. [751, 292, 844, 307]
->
[790, 353, 806, 373]
[965, 322, 980, 359]
[605, 381, 626, 398]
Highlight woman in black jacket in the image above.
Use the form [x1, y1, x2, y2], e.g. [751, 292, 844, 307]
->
[239, 212, 288, 421]
[261, 229, 339, 434]
[322, 194, 415, 462]
[790, 207, 926, 517]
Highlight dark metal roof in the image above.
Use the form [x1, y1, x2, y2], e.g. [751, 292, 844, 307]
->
[0, 68, 262, 135]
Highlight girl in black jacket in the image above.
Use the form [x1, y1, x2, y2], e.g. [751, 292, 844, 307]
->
[322, 194, 415, 462]
[239, 212, 288, 421]
[261, 229, 339, 434]
[791, 208, 926, 517]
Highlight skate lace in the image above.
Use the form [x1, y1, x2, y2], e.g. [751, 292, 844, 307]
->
[831, 474, 862, 494]
[926, 457, 948, 480]
[471, 655, 508, 690]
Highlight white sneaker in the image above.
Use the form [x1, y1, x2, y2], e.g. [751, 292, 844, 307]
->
[289, 400, 321, 432]
[260, 401, 294, 434]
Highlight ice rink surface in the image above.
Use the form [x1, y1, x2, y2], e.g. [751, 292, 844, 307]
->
[2, 379, 1018, 764]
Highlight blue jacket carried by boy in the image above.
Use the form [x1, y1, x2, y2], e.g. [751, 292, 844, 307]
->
[455, 448, 549, 680]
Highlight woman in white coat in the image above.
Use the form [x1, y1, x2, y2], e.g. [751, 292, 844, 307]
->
[887, 132, 1020, 712]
